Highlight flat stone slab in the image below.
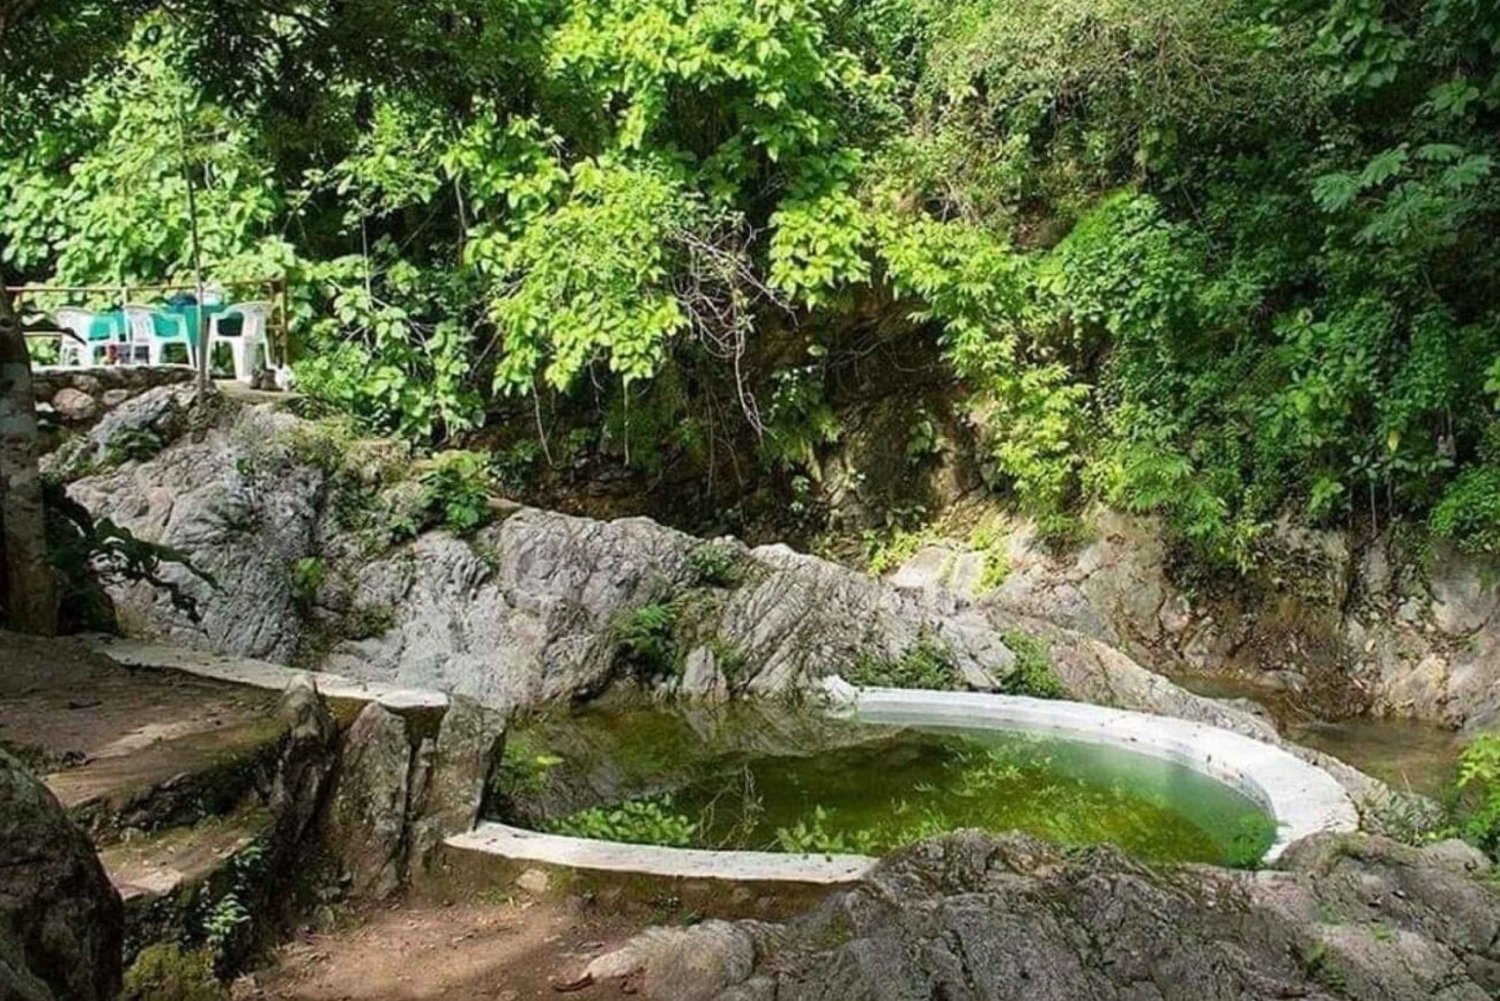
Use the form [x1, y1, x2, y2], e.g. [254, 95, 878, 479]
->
[100, 803, 270, 904]
[88, 636, 448, 713]
[827, 682, 1361, 860]
[447, 823, 876, 885]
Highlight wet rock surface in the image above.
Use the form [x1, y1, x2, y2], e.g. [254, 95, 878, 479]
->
[0, 749, 123, 1001]
[590, 830, 1500, 1001]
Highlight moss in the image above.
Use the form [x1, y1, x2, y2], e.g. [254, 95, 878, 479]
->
[120, 944, 227, 1001]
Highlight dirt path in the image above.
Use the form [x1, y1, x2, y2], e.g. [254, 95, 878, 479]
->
[251, 898, 650, 1001]
[0, 630, 280, 775]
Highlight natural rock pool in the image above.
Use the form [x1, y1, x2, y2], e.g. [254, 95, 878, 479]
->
[496, 701, 1276, 867]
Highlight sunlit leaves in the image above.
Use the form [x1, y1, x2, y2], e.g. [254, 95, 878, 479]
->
[483, 158, 692, 394]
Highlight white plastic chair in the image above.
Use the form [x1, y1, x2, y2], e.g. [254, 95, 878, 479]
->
[123, 305, 193, 366]
[53, 308, 101, 367]
[209, 302, 271, 382]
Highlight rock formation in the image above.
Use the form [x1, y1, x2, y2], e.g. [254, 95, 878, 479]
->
[587, 830, 1500, 1001]
[0, 749, 123, 1001]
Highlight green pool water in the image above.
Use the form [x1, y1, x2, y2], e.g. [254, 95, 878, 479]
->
[502, 703, 1277, 867]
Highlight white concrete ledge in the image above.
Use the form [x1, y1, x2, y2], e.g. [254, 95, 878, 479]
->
[87, 637, 449, 712]
[447, 822, 876, 885]
[828, 682, 1360, 860]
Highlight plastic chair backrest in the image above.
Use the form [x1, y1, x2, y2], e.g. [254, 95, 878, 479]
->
[226, 302, 271, 339]
[53, 307, 94, 338]
[122, 305, 158, 343]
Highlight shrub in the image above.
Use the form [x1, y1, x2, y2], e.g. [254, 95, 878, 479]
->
[999, 631, 1065, 699]
[120, 944, 226, 1001]
[1457, 733, 1500, 858]
[847, 634, 960, 690]
[686, 543, 745, 588]
[289, 556, 324, 609]
[105, 426, 165, 466]
[614, 603, 679, 680]
[968, 524, 1011, 593]
[419, 449, 494, 534]
[1431, 465, 1500, 556]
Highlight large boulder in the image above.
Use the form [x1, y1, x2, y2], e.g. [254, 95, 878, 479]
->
[406, 696, 505, 870]
[588, 831, 1500, 1001]
[0, 750, 123, 1001]
[324, 703, 414, 899]
[267, 676, 340, 860]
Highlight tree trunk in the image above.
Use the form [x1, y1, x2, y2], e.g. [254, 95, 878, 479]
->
[0, 284, 57, 635]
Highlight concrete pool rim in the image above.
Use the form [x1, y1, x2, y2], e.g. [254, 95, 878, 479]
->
[85, 641, 1360, 886]
[448, 679, 1361, 884]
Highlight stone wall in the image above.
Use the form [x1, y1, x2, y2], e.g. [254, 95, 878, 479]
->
[32, 365, 194, 428]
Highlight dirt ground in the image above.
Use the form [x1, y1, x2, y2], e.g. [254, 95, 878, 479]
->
[0, 630, 279, 775]
[249, 897, 651, 1001]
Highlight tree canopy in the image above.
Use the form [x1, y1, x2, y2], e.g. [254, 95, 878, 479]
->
[3, 0, 1498, 565]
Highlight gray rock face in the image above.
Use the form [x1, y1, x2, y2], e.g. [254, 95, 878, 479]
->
[592, 831, 1500, 1001]
[64, 396, 1032, 710]
[268, 677, 340, 859]
[582, 920, 764, 1001]
[407, 696, 505, 870]
[320, 694, 506, 897]
[326, 703, 413, 899]
[897, 507, 1500, 731]
[0, 750, 123, 1001]
[64, 392, 323, 662]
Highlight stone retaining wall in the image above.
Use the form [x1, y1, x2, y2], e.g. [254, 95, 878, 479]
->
[32, 365, 194, 426]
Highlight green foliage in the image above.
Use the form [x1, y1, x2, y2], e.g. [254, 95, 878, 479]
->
[999, 631, 1065, 699]
[120, 944, 226, 1001]
[862, 524, 932, 577]
[847, 634, 960, 690]
[289, 556, 325, 609]
[544, 793, 698, 847]
[968, 524, 1010, 594]
[105, 427, 166, 466]
[494, 439, 544, 494]
[614, 603, 680, 681]
[6, 0, 1500, 564]
[202, 893, 251, 957]
[686, 543, 745, 588]
[774, 806, 876, 855]
[498, 732, 564, 800]
[418, 450, 495, 534]
[760, 366, 841, 474]
[1431, 466, 1500, 555]
[1456, 734, 1500, 858]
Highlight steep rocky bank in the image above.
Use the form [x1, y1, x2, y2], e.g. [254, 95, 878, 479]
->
[898, 507, 1500, 733]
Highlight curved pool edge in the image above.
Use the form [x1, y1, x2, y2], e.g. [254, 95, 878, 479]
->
[825, 679, 1360, 861]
